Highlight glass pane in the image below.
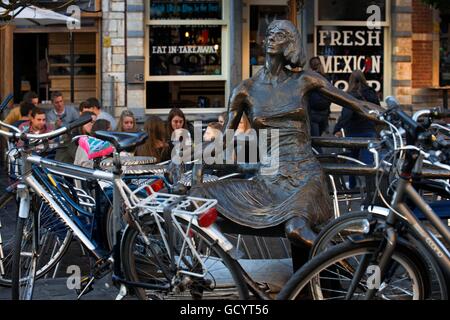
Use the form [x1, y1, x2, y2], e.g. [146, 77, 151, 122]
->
[150, 0, 222, 20]
[440, 12, 450, 86]
[150, 25, 222, 76]
[249, 5, 289, 77]
[318, 0, 386, 22]
[316, 26, 384, 97]
[146, 81, 225, 109]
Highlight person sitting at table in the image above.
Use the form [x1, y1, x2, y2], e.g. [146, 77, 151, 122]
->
[117, 110, 138, 133]
[136, 115, 170, 163]
[4, 91, 39, 125]
[11, 102, 35, 128]
[74, 119, 112, 169]
[85, 97, 117, 129]
[46, 91, 79, 129]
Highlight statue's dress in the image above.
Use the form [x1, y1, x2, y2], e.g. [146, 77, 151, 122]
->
[191, 70, 333, 229]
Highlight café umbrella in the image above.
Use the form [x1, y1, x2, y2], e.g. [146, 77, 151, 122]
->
[0, 4, 79, 26]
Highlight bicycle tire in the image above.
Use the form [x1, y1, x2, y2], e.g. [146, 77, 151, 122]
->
[311, 211, 385, 257]
[1, 195, 72, 287]
[11, 215, 37, 300]
[311, 211, 448, 299]
[278, 240, 429, 300]
[121, 215, 249, 300]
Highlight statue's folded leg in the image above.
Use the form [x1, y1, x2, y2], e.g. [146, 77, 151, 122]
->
[285, 216, 317, 272]
[284, 216, 316, 247]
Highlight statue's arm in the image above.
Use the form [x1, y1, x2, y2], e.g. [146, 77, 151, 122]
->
[224, 84, 250, 133]
[304, 72, 385, 122]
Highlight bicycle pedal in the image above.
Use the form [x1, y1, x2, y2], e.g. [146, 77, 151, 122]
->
[75, 276, 95, 298]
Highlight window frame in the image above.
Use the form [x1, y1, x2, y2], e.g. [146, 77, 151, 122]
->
[313, 0, 391, 105]
[145, 0, 230, 114]
[315, 0, 390, 27]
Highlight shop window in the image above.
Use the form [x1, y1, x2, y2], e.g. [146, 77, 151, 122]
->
[316, 25, 384, 94]
[149, 25, 222, 76]
[317, 0, 387, 22]
[149, 0, 222, 20]
[146, 80, 225, 109]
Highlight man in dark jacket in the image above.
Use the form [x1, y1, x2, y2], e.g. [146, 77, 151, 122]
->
[333, 70, 379, 189]
[308, 57, 331, 138]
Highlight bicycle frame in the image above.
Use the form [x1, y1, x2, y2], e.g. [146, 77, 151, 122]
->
[21, 153, 116, 258]
[362, 153, 450, 299]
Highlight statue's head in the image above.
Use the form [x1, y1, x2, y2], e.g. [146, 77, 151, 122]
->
[265, 20, 306, 68]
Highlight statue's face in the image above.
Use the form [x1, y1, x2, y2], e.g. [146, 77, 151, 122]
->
[265, 26, 289, 55]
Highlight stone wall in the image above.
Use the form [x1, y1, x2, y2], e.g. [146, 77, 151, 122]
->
[125, 0, 146, 120]
[102, 0, 126, 120]
[391, 0, 445, 111]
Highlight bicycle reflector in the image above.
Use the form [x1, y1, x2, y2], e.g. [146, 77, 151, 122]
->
[145, 179, 164, 194]
[198, 207, 218, 228]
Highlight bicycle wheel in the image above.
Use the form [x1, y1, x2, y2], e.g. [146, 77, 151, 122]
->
[11, 212, 38, 300]
[311, 211, 384, 257]
[11, 197, 73, 299]
[278, 240, 428, 300]
[311, 211, 448, 299]
[1, 195, 72, 287]
[121, 215, 249, 300]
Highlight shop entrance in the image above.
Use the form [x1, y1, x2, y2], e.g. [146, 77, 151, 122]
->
[13, 33, 48, 103]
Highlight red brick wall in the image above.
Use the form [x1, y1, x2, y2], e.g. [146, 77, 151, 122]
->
[411, 0, 434, 88]
[412, 40, 433, 88]
[412, 0, 433, 33]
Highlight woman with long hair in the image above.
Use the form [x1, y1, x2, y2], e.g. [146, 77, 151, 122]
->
[116, 110, 137, 132]
[333, 69, 380, 188]
[135, 115, 170, 163]
[167, 107, 188, 137]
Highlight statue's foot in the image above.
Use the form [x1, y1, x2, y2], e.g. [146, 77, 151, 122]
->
[285, 217, 316, 248]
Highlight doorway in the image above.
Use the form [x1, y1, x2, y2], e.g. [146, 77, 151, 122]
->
[13, 33, 49, 103]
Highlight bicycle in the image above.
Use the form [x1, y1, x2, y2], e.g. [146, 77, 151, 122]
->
[278, 97, 450, 300]
[0, 118, 249, 300]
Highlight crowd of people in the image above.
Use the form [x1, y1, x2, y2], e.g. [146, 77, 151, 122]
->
[2, 91, 231, 169]
[3, 57, 380, 187]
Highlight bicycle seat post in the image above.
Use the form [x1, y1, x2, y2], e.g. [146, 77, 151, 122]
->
[191, 160, 203, 186]
[111, 151, 123, 251]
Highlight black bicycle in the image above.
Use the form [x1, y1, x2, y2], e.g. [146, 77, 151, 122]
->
[278, 97, 450, 300]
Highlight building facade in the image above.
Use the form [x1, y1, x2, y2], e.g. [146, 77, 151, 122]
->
[1, 0, 449, 122]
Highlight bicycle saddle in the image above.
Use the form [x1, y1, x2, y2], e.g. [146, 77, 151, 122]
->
[93, 131, 148, 152]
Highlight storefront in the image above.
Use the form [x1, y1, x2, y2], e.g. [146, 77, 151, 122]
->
[145, 0, 230, 115]
[310, 0, 391, 101]
[0, 0, 102, 106]
[142, 0, 298, 118]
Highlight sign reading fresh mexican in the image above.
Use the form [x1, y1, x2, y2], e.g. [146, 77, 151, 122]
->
[316, 25, 384, 94]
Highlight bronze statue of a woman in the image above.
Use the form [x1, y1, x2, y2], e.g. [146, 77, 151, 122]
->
[190, 20, 383, 267]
